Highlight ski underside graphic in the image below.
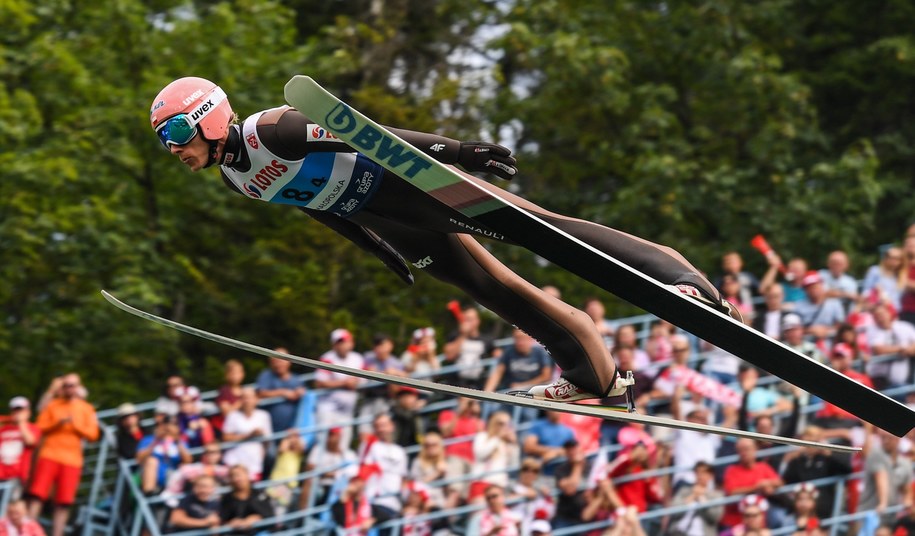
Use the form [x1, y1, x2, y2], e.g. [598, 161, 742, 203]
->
[282, 75, 915, 438]
[104, 291, 853, 451]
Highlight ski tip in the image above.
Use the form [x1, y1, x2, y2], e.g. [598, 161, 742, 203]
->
[284, 75, 316, 100]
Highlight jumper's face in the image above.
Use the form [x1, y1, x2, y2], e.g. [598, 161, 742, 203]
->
[168, 131, 210, 172]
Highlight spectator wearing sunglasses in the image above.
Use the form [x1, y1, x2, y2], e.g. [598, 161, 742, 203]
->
[27, 374, 98, 536]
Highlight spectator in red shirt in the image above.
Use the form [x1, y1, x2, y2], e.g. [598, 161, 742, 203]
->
[722, 439, 783, 528]
[0, 397, 40, 487]
[437, 397, 484, 463]
[815, 343, 874, 429]
[0, 499, 45, 536]
[598, 442, 663, 513]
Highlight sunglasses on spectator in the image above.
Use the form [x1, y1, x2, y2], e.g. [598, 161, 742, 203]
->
[521, 466, 540, 473]
[743, 511, 762, 518]
[485, 494, 502, 501]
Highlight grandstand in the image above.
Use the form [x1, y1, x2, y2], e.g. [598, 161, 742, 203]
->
[2, 304, 913, 536]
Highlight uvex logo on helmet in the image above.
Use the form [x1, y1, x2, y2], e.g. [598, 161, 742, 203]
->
[186, 88, 228, 126]
[182, 90, 205, 106]
[149, 78, 234, 142]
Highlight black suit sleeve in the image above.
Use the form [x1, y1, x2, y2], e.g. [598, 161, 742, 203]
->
[299, 207, 414, 285]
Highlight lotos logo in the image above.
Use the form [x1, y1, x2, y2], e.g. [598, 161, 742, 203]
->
[246, 133, 259, 149]
[308, 124, 340, 142]
[245, 159, 290, 192]
[182, 90, 205, 106]
[243, 184, 262, 199]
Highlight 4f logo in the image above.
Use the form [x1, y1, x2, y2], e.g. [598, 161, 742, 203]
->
[412, 256, 433, 269]
[430, 143, 445, 152]
[246, 133, 258, 149]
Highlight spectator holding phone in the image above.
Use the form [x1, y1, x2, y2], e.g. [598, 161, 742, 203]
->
[27, 373, 98, 536]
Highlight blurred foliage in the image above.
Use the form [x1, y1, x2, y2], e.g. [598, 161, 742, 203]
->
[0, 0, 911, 407]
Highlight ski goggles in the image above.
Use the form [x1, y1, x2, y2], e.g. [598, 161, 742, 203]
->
[155, 86, 227, 149]
[156, 114, 198, 148]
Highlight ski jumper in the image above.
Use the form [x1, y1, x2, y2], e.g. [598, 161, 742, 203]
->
[219, 106, 721, 397]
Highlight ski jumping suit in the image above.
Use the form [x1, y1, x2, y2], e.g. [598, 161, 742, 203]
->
[219, 106, 722, 397]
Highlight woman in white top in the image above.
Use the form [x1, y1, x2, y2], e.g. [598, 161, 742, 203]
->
[470, 411, 518, 503]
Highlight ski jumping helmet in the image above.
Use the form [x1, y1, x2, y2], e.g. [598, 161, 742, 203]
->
[150, 77, 234, 160]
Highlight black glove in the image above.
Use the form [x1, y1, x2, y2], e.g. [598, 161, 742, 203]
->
[457, 141, 518, 180]
[369, 232, 415, 286]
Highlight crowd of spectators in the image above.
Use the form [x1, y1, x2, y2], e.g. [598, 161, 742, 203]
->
[4, 227, 915, 536]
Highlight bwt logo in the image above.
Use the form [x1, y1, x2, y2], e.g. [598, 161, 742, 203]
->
[325, 104, 433, 179]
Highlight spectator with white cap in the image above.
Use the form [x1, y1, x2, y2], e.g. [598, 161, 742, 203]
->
[720, 494, 772, 536]
[175, 386, 215, 449]
[113, 402, 142, 460]
[529, 518, 552, 536]
[314, 328, 364, 449]
[0, 396, 40, 488]
[781, 313, 825, 363]
[255, 349, 306, 433]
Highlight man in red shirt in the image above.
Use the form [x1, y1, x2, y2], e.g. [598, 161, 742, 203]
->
[722, 438, 783, 528]
[0, 397, 41, 486]
[817, 343, 874, 425]
[599, 442, 663, 513]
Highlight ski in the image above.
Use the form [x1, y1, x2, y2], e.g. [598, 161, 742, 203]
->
[283, 75, 915, 437]
[102, 291, 854, 451]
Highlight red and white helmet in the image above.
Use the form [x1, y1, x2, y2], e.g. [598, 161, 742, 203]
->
[149, 77, 234, 142]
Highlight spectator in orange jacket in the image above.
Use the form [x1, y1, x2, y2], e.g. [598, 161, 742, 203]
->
[27, 373, 99, 536]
